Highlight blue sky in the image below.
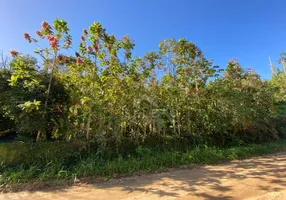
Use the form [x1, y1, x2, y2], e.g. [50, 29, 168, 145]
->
[1, 0, 286, 79]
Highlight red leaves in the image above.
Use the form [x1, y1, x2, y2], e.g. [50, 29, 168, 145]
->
[24, 32, 31, 43]
[41, 21, 51, 32]
[46, 35, 58, 49]
[108, 45, 112, 52]
[94, 39, 99, 52]
[35, 30, 43, 38]
[9, 50, 19, 57]
[76, 57, 83, 64]
[83, 29, 88, 35]
[94, 45, 99, 52]
[87, 46, 93, 53]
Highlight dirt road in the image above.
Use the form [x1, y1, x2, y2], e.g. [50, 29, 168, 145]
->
[1, 152, 286, 200]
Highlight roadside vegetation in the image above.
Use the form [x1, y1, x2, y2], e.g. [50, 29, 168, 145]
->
[0, 19, 285, 188]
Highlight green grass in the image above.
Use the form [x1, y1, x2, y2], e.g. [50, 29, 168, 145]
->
[1, 140, 286, 189]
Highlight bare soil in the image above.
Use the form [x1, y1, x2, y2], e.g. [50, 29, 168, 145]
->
[1, 152, 286, 200]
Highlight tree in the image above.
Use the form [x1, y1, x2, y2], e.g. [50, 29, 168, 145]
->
[1, 18, 284, 147]
[270, 53, 286, 102]
[7, 19, 72, 141]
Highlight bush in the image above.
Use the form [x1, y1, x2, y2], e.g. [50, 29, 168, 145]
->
[0, 141, 87, 168]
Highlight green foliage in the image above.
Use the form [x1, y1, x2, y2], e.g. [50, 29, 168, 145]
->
[270, 71, 286, 102]
[1, 140, 286, 186]
[0, 69, 15, 132]
[1, 18, 285, 145]
[0, 55, 71, 139]
[1, 19, 285, 144]
[1, 18, 286, 186]
[269, 53, 286, 139]
[18, 100, 41, 112]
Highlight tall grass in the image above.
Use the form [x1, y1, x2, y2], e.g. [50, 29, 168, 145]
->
[1, 140, 286, 188]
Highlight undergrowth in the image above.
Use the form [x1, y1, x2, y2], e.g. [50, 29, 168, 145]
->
[1, 139, 286, 188]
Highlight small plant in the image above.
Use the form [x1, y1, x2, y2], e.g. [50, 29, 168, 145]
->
[135, 146, 152, 158]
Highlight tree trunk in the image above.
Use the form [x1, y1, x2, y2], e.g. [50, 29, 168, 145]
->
[172, 111, 176, 135]
[86, 104, 92, 140]
[36, 129, 41, 142]
[37, 52, 57, 142]
[176, 97, 181, 136]
[195, 76, 198, 93]
[187, 108, 191, 134]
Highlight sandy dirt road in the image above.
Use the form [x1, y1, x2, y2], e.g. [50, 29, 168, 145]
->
[1, 152, 286, 200]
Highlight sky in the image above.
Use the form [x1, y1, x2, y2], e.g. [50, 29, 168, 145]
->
[1, 0, 286, 79]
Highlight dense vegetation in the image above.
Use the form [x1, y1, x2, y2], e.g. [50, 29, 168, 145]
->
[0, 19, 285, 187]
